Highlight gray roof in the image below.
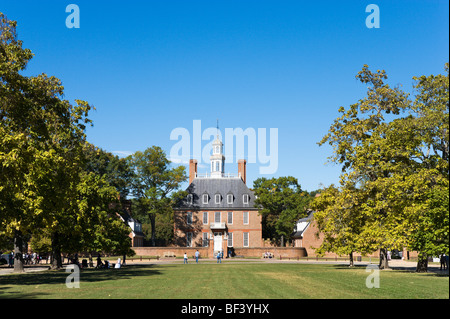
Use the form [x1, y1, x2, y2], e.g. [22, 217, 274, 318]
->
[175, 177, 258, 210]
[292, 211, 315, 239]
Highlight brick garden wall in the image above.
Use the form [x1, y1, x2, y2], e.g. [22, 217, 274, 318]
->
[131, 246, 306, 259]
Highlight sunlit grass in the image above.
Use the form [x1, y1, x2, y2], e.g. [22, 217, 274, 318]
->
[0, 263, 448, 299]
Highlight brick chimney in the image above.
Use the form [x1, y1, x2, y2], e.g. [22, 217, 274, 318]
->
[238, 159, 246, 184]
[189, 159, 198, 184]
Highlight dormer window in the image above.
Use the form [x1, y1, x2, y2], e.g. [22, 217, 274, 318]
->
[187, 194, 193, 204]
[227, 194, 233, 204]
[215, 194, 221, 204]
[243, 194, 249, 204]
[202, 194, 209, 204]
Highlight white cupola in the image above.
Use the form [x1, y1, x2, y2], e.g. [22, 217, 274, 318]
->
[210, 124, 225, 178]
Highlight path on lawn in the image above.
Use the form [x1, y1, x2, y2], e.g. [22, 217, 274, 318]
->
[1, 258, 447, 276]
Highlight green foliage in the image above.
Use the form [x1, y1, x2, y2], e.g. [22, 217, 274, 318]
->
[253, 176, 311, 242]
[313, 63, 449, 269]
[84, 143, 133, 199]
[29, 233, 52, 255]
[127, 146, 187, 246]
[0, 13, 135, 267]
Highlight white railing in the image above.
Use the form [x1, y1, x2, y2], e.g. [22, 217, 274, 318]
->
[196, 173, 241, 179]
[210, 222, 226, 229]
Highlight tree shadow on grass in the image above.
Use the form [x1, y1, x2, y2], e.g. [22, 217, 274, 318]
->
[0, 264, 163, 293]
[331, 263, 449, 277]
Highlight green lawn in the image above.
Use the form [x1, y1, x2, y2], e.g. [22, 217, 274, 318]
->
[0, 263, 448, 299]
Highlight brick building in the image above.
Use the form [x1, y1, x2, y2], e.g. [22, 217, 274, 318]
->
[119, 200, 145, 247]
[173, 133, 262, 257]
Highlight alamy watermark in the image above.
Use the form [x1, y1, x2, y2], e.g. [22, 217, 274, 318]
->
[66, 4, 80, 29]
[65, 264, 80, 288]
[365, 4, 380, 29]
[170, 120, 278, 174]
[365, 264, 380, 288]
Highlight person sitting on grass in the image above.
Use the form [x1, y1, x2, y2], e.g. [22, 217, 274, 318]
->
[96, 255, 103, 269]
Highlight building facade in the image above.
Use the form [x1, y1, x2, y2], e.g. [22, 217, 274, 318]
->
[174, 134, 262, 257]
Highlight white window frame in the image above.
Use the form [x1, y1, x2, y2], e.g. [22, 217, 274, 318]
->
[243, 194, 249, 204]
[227, 232, 233, 247]
[243, 232, 249, 247]
[227, 194, 233, 204]
[203, 194, 209, 204]
[215, 194, 221, 204]
[187, 194, 193, 204]
[203, 211, 208, 225]
[187, 232, 193, 247]
[202, 232, 209, 247]
[227, 211, 233, 224]
[243, 211, 249, 225]
[215, 211, 221, 223]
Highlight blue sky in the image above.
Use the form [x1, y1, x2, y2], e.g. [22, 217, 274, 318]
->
[1, 0, 448, 191]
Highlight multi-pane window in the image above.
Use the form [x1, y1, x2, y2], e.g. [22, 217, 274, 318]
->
[243, 194, 249, 204]
[243, 232, 249, 247]
[203, 212, 208, 224]
[203, 194, 209, 204]
[243, 211, 249, 225]
[215, 211, 221, 223]
[187, 232, 193, 247]
[202, 232, 209, 247]
[227, 232, 233, 247]
[227, 194, 233, 204]
[227, 211, 233, 224]
[215, 194, 221, 204]
[186, 212, 192, 225]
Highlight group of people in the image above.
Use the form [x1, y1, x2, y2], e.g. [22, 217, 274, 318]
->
[182, 250, 224, 264]
[3, 252, 44, 268]
[263, 251, 273, 259]
[95, 255, 122, 269]
[66, 254, 122, 270]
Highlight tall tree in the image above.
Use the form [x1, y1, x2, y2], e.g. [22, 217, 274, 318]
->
[253, 176, 311, 246]
[315, 64, 449, 271]
[127, 146, 186, 246]
[310, 183, 367, 267]
[0, 12, 93, 271]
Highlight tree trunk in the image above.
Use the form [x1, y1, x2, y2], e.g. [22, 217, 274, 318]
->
[349, 251, 354, 267]
[13, 230, 25, 273]
[50, 232, 63, 270]
[150, 213, 156, 247]
[379, 248, 390, 270]
[416, 253, 428, 273]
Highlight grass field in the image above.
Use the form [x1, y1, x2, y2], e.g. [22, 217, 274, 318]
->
[0, 262, 448, 299]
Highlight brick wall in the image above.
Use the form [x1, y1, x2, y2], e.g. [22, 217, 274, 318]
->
[174, 210, 262, 248]
[132, 247, 208, 259]
[131, 246, 306, 259]
[233, 247, 307, 258]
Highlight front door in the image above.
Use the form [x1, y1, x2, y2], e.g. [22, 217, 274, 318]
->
[214, 232, 222, 253]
